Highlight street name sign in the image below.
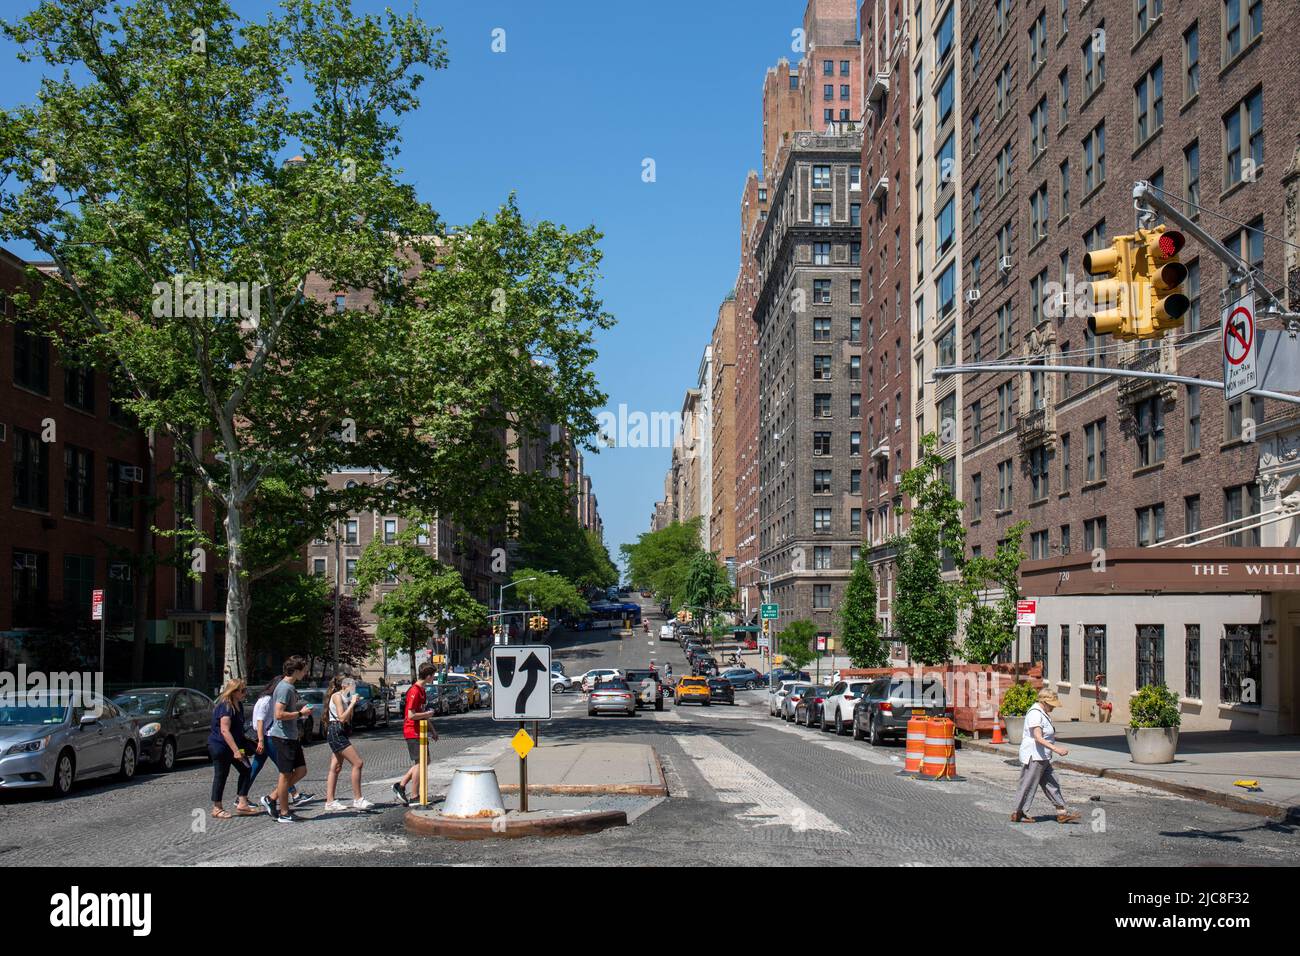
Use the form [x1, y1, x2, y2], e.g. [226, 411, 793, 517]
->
[1016, 599, 1037, 627]
[491, 645, 552, 721]
[1222, 293, 1257, 401]
[761, 603, 779, 620]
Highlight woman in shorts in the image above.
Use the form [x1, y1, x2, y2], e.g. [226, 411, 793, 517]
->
[322, 676, 373, 811]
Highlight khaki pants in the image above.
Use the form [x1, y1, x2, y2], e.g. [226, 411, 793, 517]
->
[1014, 758, 1065, 814]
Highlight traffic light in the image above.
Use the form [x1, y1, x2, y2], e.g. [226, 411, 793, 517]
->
[1085, 233, 1141, 340]
[1137, 226, 1189, 334]
[537, 615, 549, 631]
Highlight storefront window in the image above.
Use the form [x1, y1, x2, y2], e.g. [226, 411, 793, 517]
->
[1220, 624, 1261, 704]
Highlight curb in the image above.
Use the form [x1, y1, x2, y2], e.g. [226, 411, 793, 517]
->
[961, 739, 1298, 822]
[498, 781, 668, 797]
[404, 809, 628, 840]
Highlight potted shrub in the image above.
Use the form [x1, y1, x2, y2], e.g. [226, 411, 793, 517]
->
[1126, 684, 1181, 764]
[999, 681, 1038, 742]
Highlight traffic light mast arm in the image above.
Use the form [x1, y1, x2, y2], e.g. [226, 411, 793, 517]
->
[1133, 180, 1299, 323]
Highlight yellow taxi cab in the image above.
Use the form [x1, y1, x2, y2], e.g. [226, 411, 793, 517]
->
[674, 675, 712, 706]
[442, 673, 481, 709]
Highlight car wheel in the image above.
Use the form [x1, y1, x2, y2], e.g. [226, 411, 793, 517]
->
[869, 719, 883, 747]
[587, 709, 596, 717]
[52, 749, 75, 797]
[552, 684, 564, 695]
[821, 711, 833, 732]
[852, 717, 865, 741]
[160, 737, 177, 772]
[703, 699, 710, 707]
[118, 742, 137, 781]
[837, 713, 848, 736]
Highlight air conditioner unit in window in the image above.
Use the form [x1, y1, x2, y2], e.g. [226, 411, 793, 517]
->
[893, 473, 902, 484]
[120, 465, 144, 482]
[966, 288, 982, 303]
[894, 417, 902, 429]
[998, 255, 1013, 273]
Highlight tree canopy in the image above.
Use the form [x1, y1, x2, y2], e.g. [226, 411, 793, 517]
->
[839, 558, 887, 668]
[619, 518, 703, 610]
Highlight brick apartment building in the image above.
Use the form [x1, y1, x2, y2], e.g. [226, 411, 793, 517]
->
[710, 294, 738, 578]
[734, 171, 767, 616]
[1, 249, 226, 690]
[956, 0, 1300, 732]
[755, 125, 866, 644]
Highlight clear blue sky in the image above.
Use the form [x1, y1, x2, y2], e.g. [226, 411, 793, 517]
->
[0, 0, 806, 567]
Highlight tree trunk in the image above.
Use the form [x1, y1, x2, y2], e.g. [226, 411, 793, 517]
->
[130, 427, 157, 683]
[223, 499, 251, 681]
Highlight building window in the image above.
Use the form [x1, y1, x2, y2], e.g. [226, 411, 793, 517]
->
[345, 558, 358, 585]
[1224, 89, 1263, 189]
[813, 355, 832, 380]
[13, 321, 50, 394]
[1061, 624, 1071, 684]
[1029, 446, 1050, 501]
[1184, 384, 1201, 451]
[1184, 140, 1200, 210]
[813, 393, 832, 418]
[1184, 23, 1200, 99]
[936, 199, 955, 252]
[1082, 21, 1106, 97]
[1135, 396, 1165, 467]
[383, 518, 397, 544]
[13, 427, 50, 511]
[1225, 394, 1264, 442]
[1220, 624, 1261, 704]
[850, 279, 861, 304]
[1028, 10, 1047, 72]
[937, 263, 956, 318]
[996, 63, 1011, 119]
[1222, 0, 1263, 63]
[107, 459, 134, 528]
[345, 518, 359, 545]
[1224, 483, 1261, 547]
[1084, 625, 1107, 685]
[1084, 419, 1106, 481]
[1136, 503, 1166, 546]
[813, 165, 831, 189]
[1083, 122, 1106, 193]
[1030, 531, 1050, 560]
[813, 204, 831, 226]
[63, 445, 94, 519]
[813, 279, 832, 303]
[1136, 624, 1165, 688]
[971, 473, 983, 520]
[813, 316, 832, 341]
[849, 317, 861, 343]
[814, 509, 832, 533]
[849, 469, 861, 494]
[996, 141, 1013, 196]
[813, 469, 832, 494]
[1029, 97, 1048, 157]
[1060, 524, 1071, 554]
[1031, 625, 1049, 673]
[1134, 61, 1164, 144]
[1185, 495, 1201, 543]
[937, 68, 955, 123]
[850, 431, 861, 456]
[971, 398, 984, 444]
[11, 549, 50, 627]
[997, 459, 1013, 510]
[813, 432, 832, 456]
[1084, 516, 1108, 551]
[1029, 186, 1049, 244]
[1058, 69, 1070, 127]
[312, 557, 327, 577]
[997, 303, 1012, 355]
[850, 241, 861, 265]
[850, 508, 862, 533]
[1185, 624, 1201, 698]
[1060, 433, 1071, 489]
[812, 242, 831, 267]
[814, 546, 832, 570]
[997, 382, 1014, 433]
[64, 365, 95, 412]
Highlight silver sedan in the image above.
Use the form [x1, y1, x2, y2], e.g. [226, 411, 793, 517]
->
[0, 692, 141, 797]
[587, 680, 635, 716]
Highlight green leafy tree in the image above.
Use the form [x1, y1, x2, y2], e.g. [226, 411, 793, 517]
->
[511, 568, 588, 619]
[354, 528, 487, 678]
[893, 431, 968, 665]
[0, 0, 610, 680]
[776, 619, 818, 672]
[619, 518, 703, 610]
[839, 558, 887, 668]
[248, 572, 329, 669]
[683, 551, 733, 628]
[516, 486, 617, 590]
[960, 520, 1028, 664]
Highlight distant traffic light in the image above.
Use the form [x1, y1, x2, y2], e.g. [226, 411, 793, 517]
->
[1085, 233, 1141, 340]
[1138, 226, 1189, 334]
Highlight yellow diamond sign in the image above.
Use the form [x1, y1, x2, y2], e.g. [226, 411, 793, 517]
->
[511, 729, 535, 759]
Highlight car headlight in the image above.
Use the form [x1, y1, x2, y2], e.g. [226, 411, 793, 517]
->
[4, 735, 51, 756]
[138, 722, 162, 738]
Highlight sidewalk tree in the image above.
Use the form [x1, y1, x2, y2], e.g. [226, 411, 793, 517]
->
[321, 590, 374, 672]
[248, 572, 329, 669]
[839, 558, 887, 668]
[619, 518, 703, 610]
[517, 485, 618, 590]
[683, 551, 733, 628]
[776, 619, 818, 673]
[0, 1, 611, 681]
[511, 568, 588, 618]
[354, 527, 487, 678]
[960, 520, 1028, 665]
[892, 431, 967, 666]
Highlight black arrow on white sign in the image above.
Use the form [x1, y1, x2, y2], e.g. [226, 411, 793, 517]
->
[515, 652, 547, 715]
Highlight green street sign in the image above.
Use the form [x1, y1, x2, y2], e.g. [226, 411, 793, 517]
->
[761, 603, 779, 620]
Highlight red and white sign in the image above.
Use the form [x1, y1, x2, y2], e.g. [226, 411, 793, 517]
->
[1222, 293, 1257, 401]
[1016, 599, 1037, 627]
[91, 589, 104, 621]
[815, 635, 827, 651]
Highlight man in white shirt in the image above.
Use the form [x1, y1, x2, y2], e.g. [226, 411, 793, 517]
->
[1010, 688, 1081, 823]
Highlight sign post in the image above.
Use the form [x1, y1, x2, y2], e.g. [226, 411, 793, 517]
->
[1014, 600, 1037, 684]
[492, 645, 552, 814]
[1222, 293, 1257, 401]
[91, 589, 105, 677]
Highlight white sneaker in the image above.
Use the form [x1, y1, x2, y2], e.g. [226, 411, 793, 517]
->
[352, 797, 375, 810]
[323, 800, 348, 812]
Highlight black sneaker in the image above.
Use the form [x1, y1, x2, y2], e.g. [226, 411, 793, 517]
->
[259, 795, 279, 819]
[392, 783, 410, 807]
[275, 813, 299, 824]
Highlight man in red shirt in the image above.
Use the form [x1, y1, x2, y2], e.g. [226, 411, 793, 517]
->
[393, 662, 439, 806]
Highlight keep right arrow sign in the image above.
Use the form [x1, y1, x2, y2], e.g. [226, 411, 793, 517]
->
[491, 645, 552, 721]
[1223, 293, 1257, 401]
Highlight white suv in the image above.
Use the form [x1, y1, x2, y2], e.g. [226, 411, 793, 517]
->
[577, 668, 623, 692]
[768, 679, 801, 717]
[820, 679, 872, 734]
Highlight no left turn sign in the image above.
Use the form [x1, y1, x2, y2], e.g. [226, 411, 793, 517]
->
[1222, 294, 1257, 401]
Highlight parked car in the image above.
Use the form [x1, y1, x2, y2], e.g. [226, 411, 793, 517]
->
[623, 669, 665, 711]
[674, 676, 711, 707]
[720, 668, 765, 690]
[551, 672, 575, 695]
[387, 687, 403, 716]
[853, 676, 952, 745]
[1, 692, 140, 797]
[659, 624, 676, 642]
[779, 683, 817, 722]
[113, 687, 215, 770]
[296, 688, 327, 741]
[766, 668, 811, 686]
[707, 678, 736, 705]
[441, 675, 481, 710]
[475, 682, 493, 709]
[577, 668, 623, 692]
[768, 679, 801, 717]
[588, 679, 635, 717]
[794, 685, 831, 726]
[437, 683, 469, 715]
[821, 680, 872, 735]
[347, 682, 389, 729]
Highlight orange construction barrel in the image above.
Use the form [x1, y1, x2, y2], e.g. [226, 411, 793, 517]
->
[920, 717, 961, 781]
[902, 716, 927, 774]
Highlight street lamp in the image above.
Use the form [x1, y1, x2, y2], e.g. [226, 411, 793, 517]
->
[498, 577, 537, 645]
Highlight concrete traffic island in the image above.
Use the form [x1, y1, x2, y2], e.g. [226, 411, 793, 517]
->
[404, 806, 628, 840]
[489, 741, 668, 797]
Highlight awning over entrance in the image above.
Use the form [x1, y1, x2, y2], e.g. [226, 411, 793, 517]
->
[1021, 547, 1300, 595]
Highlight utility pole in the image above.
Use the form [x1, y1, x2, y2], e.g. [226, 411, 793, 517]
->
[332, 521, 341, 676]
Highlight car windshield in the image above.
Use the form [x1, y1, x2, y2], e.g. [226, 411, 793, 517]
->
[112, 692, 171, 716]
[0, 701, 68, 726]
[890, 678, 947, 705]
[811, 686, 831, 695]
[596, 680, 628, 690]
[708, 679, 728, 687]
[681, 677, 707, 686]
[790, 684, 814, 696]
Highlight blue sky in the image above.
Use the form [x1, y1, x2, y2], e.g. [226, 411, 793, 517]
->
[0, 0, 806, 566]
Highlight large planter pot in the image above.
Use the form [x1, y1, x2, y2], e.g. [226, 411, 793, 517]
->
[1125, 726, 1179, 764]
[1004, 716, 1026, 741]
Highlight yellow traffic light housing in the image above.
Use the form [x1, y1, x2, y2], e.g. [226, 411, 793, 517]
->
[1085, 233, 1141, 340]
[1138, 226, 1189, 333]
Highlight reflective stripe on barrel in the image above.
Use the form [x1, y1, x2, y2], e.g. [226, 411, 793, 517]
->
[904, 716, 927, 773]
[921, 717, 957, 779]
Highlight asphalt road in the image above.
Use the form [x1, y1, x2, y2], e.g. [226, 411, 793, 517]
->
[3, 598, 1297, 867]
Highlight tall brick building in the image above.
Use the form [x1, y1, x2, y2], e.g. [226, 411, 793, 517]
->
[710, 294, 738, 577]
